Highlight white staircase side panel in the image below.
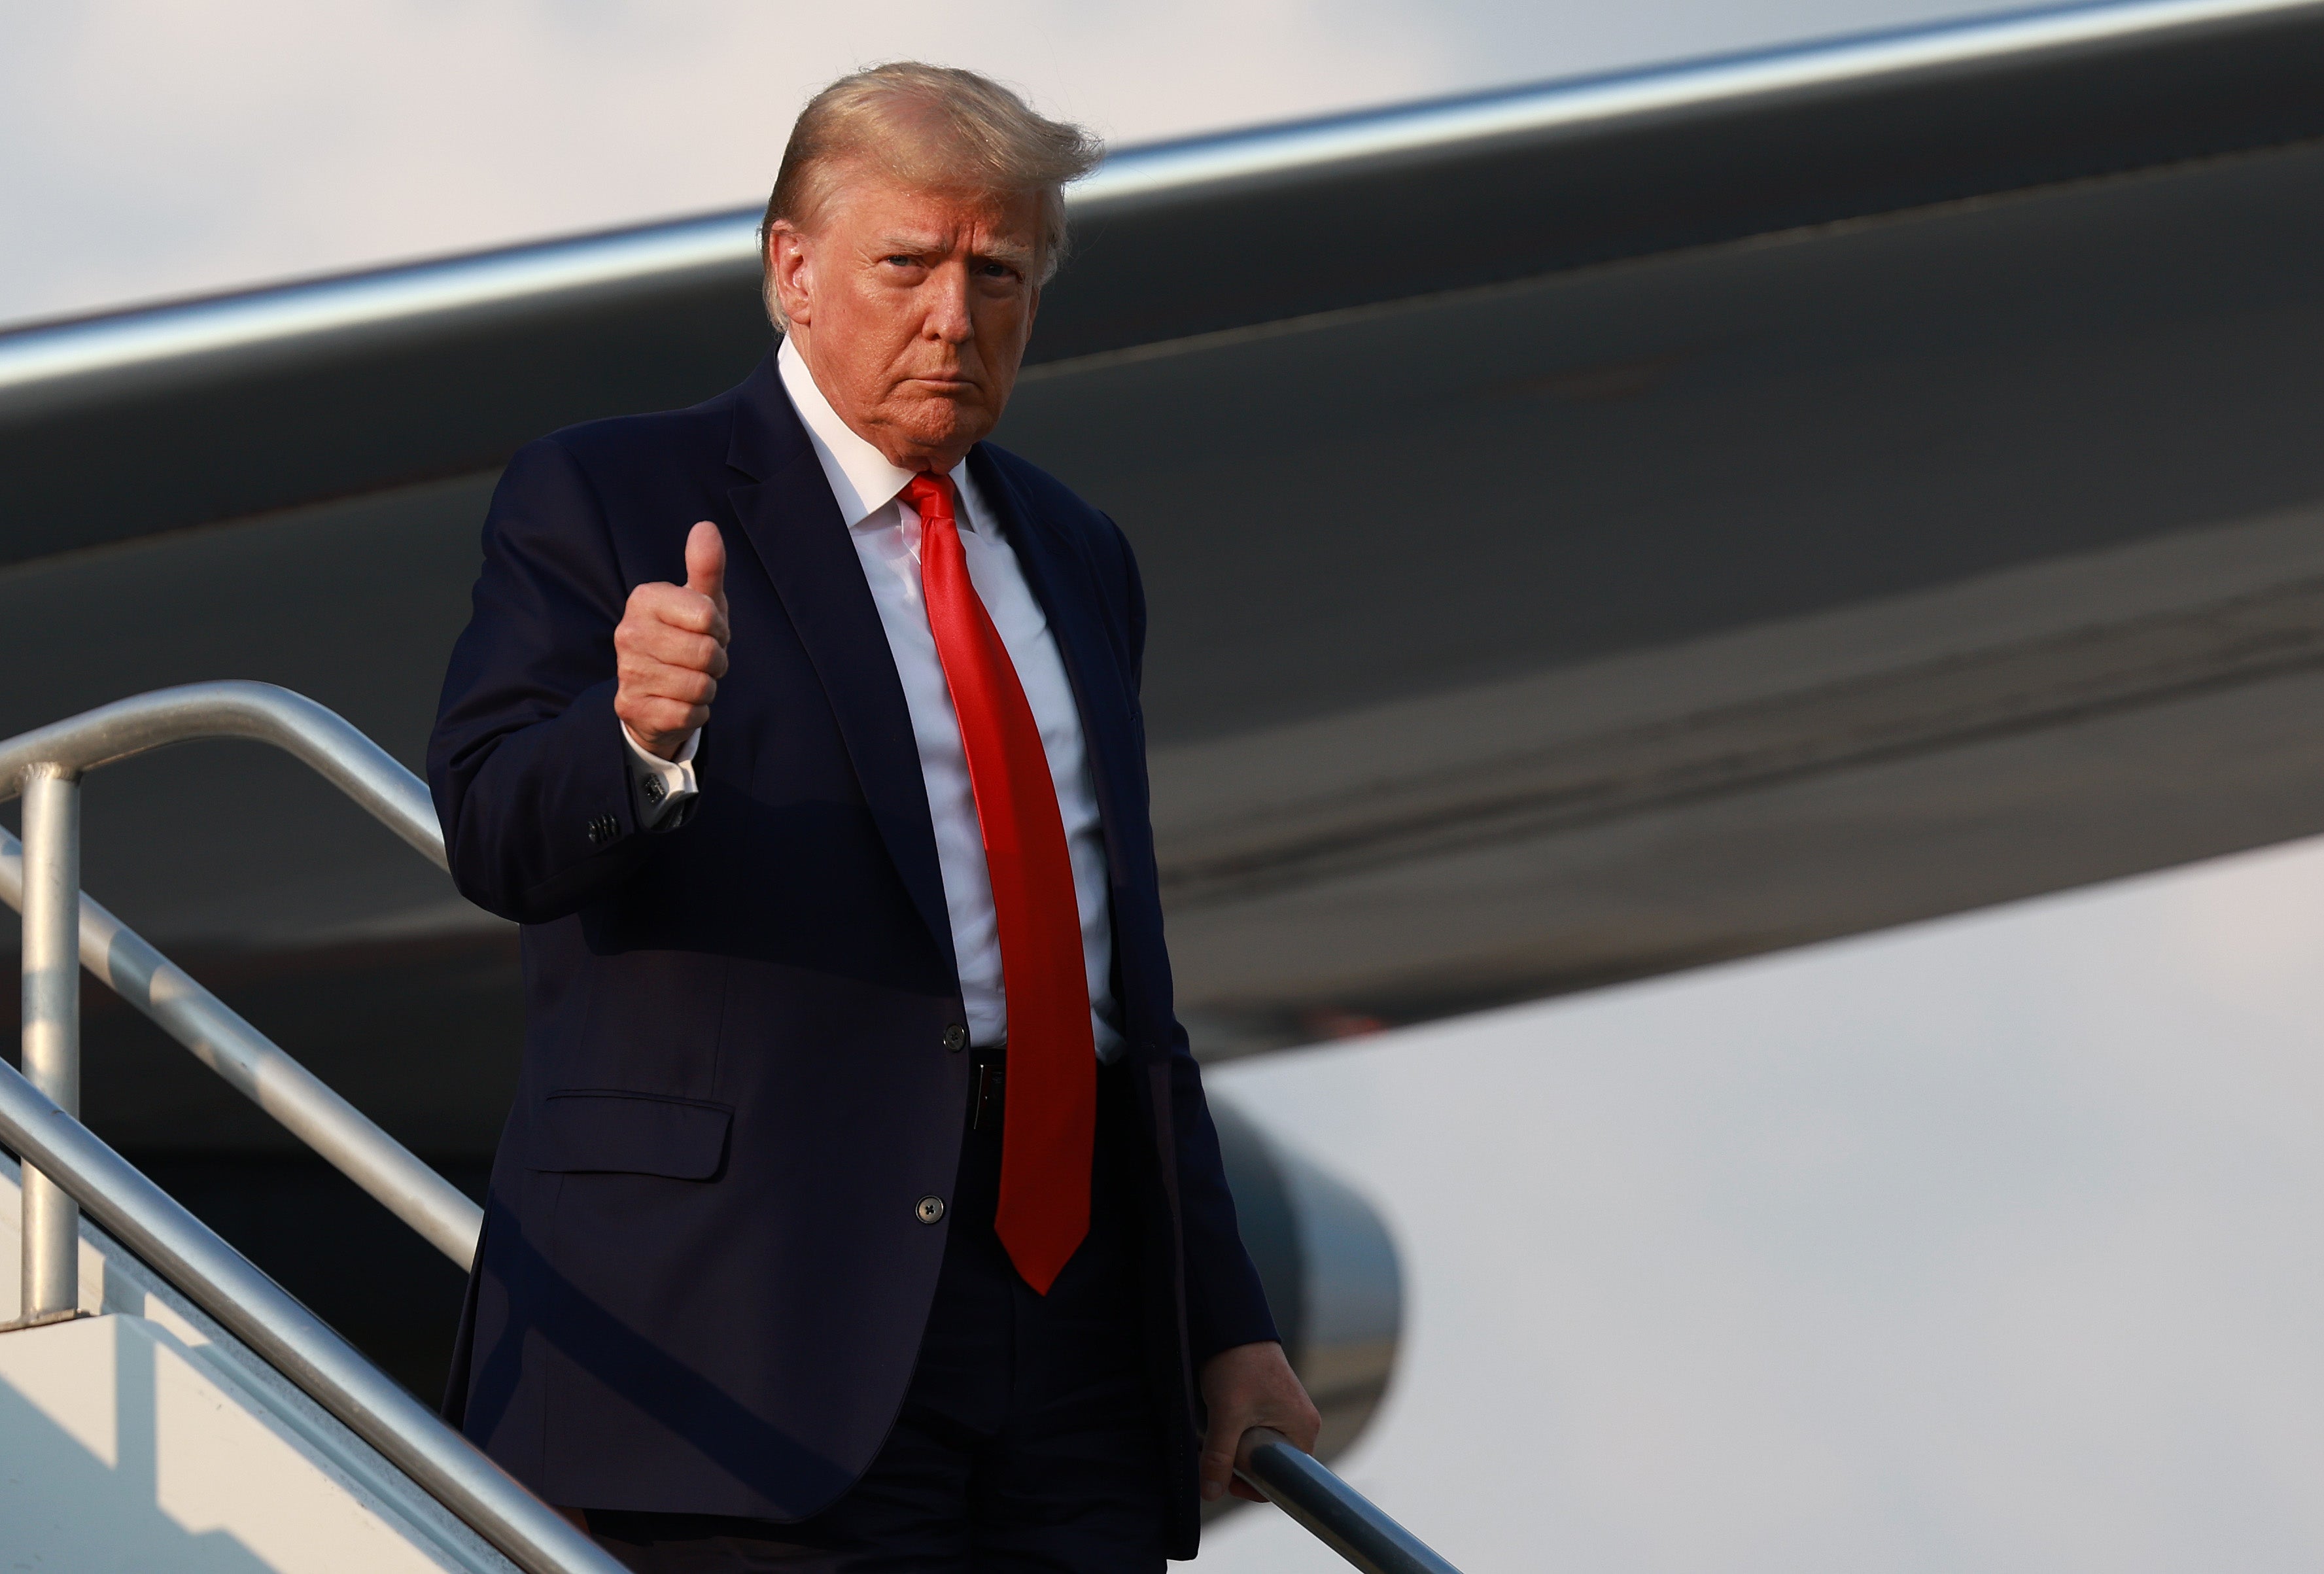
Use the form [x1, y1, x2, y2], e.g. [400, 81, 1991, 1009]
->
[0, 1150, 517, 1573]
[0, 1313, 476, 1573]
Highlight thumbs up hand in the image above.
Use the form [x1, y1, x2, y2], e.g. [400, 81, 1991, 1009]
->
[615, 521, 730, 760]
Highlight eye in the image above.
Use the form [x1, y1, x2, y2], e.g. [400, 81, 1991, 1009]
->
[884, 254, 919, 268]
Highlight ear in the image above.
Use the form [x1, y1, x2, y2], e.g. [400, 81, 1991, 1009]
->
[767, 222, 814, 328]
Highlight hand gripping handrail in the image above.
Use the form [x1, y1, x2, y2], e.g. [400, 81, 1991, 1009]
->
[1238, 1428, 1467, 1574]
[0, 1056, 629, 1574]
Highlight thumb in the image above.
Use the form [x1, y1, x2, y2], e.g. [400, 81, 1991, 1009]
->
[684, 520, 727, 610]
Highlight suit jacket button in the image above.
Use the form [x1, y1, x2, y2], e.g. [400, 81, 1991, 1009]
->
[942, 1024, 968, 1052]
[916, 1196, 946, 1225]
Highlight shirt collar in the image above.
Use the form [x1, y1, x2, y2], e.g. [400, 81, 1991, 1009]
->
[776, 335, 989, 534]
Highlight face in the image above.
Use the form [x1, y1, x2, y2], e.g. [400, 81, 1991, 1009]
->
[769, 169, 1043, 472]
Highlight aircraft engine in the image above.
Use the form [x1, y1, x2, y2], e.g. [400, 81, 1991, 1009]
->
[1208, 1093, 1403, 1463]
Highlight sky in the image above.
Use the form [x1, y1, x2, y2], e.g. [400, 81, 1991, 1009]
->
[0, 0, 2019, 327]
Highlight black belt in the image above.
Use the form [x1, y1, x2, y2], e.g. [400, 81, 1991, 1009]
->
[967, 1041, 1123, 1131]
[969, 1041, 1006, 1130]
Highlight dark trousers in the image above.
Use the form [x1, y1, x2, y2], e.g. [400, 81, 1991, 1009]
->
[585, 1051, 1165, 1573]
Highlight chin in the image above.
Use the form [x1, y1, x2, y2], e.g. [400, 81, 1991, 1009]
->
[893, 403, 993, 459]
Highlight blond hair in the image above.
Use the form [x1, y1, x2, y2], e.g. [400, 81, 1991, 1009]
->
[759, 63, 1103, 325]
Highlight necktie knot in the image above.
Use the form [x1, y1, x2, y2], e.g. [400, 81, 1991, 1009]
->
[905, 471, 957, 524]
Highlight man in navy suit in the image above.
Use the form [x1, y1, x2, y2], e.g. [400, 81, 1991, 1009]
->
[430, 62, 1319, 1571]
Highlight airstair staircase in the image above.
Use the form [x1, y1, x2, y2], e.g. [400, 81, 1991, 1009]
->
[0, 1152, 517, 1572]
[0, 682, 1457, 1574]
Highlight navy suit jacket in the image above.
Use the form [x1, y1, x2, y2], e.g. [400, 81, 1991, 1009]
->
[428, 350, 1275, 1553]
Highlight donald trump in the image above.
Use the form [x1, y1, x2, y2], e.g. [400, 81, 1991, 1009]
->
[430, 61, 1318, 1571]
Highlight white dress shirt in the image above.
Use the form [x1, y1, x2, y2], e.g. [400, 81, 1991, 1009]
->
[623, 337, 1123, 1058]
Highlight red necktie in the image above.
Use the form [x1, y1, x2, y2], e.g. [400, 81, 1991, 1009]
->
[907, 471, 1095, 1294]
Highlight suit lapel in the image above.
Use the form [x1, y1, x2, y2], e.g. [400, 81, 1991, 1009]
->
[967, 447, 1143, 894]
[725, 356, 958, 977]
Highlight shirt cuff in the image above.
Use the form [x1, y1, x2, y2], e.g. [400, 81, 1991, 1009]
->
[621, 722, 700, 830]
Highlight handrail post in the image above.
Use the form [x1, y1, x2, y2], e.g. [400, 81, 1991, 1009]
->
[17, 763, 81, 1326]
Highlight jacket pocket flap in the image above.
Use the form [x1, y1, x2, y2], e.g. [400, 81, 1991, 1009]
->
[531, 1093, 732, 1179]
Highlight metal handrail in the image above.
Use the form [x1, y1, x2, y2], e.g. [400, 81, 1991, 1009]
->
[0, 1055, 627, 1574]
[1237, 1429, 1465, 1574]
[0, 680, 445, 862]
[0, 828, 481, 1265]
[3, 682, 457, 1327]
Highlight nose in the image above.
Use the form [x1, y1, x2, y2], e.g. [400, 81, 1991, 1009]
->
[924, 263, 973, 344]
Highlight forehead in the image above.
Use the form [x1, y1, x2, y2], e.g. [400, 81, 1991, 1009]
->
[820, 166, 1040, 249]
